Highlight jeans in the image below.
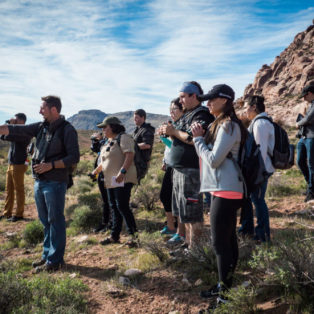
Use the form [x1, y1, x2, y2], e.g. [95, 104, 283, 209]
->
[107, 183, 137, 241]
[34, 180, 67, 265]
[297, 138, 314, 194]
[251, 179, 270, 242]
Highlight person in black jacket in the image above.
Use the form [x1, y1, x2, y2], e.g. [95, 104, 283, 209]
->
[0, 95, 80, 272]
[0, 113, 31, 221]
[297, 84, 314, 202]
[132, 109, 155, 176]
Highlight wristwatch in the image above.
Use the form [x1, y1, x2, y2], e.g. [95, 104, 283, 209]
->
[120, 168, 127, 174]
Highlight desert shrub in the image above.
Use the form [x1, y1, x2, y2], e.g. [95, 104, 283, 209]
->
[140, 232, 168, 262]
[71, 205, 102, 232]
[75, 159, 94, 176]
[249, 234, 314, 311]
[78, 192, 102, 208]
[0, 164, 6, 192]
[23, 220, 44, 246]
[133, 181, 160, 211]
[214, 285, 258, 314]
[0, 270, 88, 314]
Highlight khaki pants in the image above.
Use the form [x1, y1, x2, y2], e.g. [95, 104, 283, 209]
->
[3, 164, 28, 217]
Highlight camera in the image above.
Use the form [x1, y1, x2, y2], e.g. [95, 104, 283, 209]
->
[88, 172, 97, 182]
[90, 132, 102, 141]
[5, 119, 17, 124]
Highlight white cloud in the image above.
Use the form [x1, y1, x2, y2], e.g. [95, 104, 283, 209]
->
[0, 0, 312, 122]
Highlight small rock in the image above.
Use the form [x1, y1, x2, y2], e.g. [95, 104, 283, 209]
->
[69, 273, 77, 278]
[5, 232, 18, 239]
[124, 268, 142, 277]
[119, 276, 131, 286]
[169, 311, 180, 314]
[194, 278, 203, 286]
[182, 278, 191, 287]
[241, 281, 251, 288]
[76, 235, 89, 243]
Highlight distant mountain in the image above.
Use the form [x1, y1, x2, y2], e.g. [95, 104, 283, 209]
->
[68, 109, 170, 133]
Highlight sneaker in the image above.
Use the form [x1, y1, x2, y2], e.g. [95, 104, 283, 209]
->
[32, 259, 46, 268]
[8, 216, 24, 222]
[35, 262, 64, 273]
[167, 233, 184, 244]
[0, 215, 11, 221]
[100, 237, 120, 245]
[160, 226, 175, 235]
[200, 283, 220, 298]
[125, 235, 139, 248]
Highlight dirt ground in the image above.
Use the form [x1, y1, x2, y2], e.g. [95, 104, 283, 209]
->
[1, 188, 313, 314]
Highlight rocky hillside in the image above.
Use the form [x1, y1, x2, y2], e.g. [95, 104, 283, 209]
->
[241, 21, 314, 125]
[68, 109, 169, 133]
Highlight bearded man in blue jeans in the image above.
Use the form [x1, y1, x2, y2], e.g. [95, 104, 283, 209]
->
[0, 95, 80, 272]
[296, 85, 314, 202]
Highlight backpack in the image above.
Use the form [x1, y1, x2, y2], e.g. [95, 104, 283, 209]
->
[228, 130, 269, 198]
[254, 117, 294, 170]
[116, 133, 148, 184]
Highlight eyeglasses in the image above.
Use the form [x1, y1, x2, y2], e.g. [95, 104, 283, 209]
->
[170, 107, 180, 112]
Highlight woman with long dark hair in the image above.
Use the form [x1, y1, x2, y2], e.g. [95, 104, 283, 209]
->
[191, 84, 247, 307]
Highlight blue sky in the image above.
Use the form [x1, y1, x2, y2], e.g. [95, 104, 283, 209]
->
[0, 0, 313, 123]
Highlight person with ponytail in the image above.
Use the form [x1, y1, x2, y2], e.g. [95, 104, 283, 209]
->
[191, 84, 247, 308]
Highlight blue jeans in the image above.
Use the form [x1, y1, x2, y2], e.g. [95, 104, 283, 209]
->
[107, 183, 137, 241]
[251, 179, 270, 242]
[34, 180, 67, 264]
[297, 138, 314, 193]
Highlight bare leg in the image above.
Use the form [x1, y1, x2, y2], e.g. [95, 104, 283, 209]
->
[190, 222, 203, 249]
[166, 212, 176, 231]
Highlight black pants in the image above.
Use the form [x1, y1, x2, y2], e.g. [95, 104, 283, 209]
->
[97, 172, 111, 226]
[210, 196, 242, 288]
[160, 166, 173, 212]
[107, 183, 137, 241]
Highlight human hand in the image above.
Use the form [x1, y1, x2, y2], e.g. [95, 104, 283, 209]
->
[33, 162, 53, 174]
[191, 122, 205, 137]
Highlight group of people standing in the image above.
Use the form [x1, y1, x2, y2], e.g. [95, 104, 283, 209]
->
[0, 83, 314, 309]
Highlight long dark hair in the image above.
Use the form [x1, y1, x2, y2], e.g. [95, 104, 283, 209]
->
[110, 123, 125, 134]
[204, 99, 247, 145]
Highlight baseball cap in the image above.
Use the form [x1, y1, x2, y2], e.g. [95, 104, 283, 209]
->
[199, 84, 235, 101]
[299, 85, 314, 98]
[97, 116, 122, 128]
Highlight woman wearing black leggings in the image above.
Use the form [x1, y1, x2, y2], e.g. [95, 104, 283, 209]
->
[191, 84, 247, 307]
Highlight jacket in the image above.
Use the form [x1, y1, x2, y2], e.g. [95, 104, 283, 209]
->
[297, 100, 314, 138]
[0, 133, 31, 165]
[193, 121, 243, 193]
[8, 116, 80, 183]
[248, 112, 275, 174]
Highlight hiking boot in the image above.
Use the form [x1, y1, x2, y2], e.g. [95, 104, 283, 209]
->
[160, 226, 176, 235]
[8, 216, 24, 222]
[35, 262, 64, 273]
[32, 259, 46, 268]
[305, 192, 314, 202]
[200, 284, 220, 298]
[100, 237, 119, 245]
[167, 233, 184, 245]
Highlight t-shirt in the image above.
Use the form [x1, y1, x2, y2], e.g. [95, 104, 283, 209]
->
[100, 133, 138, 188]
[169, 106, 214, 169]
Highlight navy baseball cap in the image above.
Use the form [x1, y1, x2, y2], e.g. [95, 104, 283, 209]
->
[199, 84, 235, 101]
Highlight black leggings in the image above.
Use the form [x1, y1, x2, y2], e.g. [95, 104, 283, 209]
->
[160, 166, 173, 212]
[210, 196, 242, 288]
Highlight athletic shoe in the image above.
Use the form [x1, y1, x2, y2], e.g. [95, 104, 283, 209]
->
[167, 233, 184, 244]
[160, 226, 175, 235]
[200, 283, 220, 298]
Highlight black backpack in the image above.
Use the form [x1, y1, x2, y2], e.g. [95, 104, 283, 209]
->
[228, 130, 269, 198]
[254, 117, 294, 170]
[116, 133, 148, 184]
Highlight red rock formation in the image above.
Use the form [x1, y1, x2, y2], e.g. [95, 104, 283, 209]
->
[241, 22, 314, 126]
